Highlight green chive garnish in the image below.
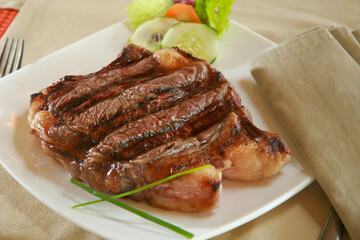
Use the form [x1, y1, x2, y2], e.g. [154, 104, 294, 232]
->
[72, 164, 212, 208]
[70, 164, 212, 239]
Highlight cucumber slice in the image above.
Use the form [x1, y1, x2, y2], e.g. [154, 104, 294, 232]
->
[129, 17, 178, 52]
[161, 23, 219, 63]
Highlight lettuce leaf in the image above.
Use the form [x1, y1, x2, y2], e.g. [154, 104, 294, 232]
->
[126, 0, 174, 30]
[194, 0, 234, 37]
[194, 0, 208, 24]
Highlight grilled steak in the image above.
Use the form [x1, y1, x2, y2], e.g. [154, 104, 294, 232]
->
[28, 44, 291, 212]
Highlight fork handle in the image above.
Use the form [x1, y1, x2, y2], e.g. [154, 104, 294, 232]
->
[319, 206, 344, 240]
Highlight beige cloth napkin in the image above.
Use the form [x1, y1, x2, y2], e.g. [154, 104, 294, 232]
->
[329, 26, 360, 64]
[250, 26, 360, 240]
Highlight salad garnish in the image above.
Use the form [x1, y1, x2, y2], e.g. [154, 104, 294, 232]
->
[125, 0, 234, 62]
[126, 0, 234, 36]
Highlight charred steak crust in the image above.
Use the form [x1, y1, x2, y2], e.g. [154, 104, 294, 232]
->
[28, 44, 291, 212]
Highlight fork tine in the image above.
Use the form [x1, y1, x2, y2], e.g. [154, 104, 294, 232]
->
[9, 39, 19, 74]
[1, 38, 14, 77]
[0, 38, 25, 77]
[14, 39, 25, 70]
[0, 38, 9, 70]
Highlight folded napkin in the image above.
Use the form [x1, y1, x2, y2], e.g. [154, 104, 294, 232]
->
[250, 26, 360, 240]
[329, 26, 360, 64]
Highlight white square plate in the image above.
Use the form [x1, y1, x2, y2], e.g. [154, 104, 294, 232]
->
[0, 20, 312, 240]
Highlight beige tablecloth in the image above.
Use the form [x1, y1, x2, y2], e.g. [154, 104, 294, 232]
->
[1, 0, 359, 239]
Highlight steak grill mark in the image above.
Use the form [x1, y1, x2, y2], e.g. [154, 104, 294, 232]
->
[87, 86, 231, 163]
[37, 53, 227, 161]
[67, 62, 210, 137]
[47, 56, 160, 114]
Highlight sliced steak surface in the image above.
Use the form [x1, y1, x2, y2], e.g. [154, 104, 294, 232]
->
[28, 44, 291, 212]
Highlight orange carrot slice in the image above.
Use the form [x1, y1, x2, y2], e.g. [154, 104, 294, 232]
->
[164, 3, 201, 23]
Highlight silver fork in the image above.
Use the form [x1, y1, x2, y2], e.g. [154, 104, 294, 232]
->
[0, 38, 25, 77]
